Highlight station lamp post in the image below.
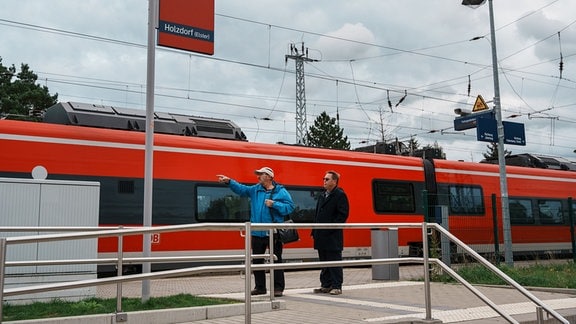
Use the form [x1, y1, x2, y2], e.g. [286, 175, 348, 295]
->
[463, 0, 513, 266]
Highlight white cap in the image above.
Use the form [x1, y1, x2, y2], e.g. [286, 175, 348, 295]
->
[254, 166, 274, 178]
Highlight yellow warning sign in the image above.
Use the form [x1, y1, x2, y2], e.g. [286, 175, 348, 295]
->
[472, 95, 489, 112]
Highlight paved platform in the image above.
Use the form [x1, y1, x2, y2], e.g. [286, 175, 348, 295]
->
[96, 264, 576, 323]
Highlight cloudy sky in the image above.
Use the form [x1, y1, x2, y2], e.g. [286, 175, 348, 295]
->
[2, 0, 575, 162]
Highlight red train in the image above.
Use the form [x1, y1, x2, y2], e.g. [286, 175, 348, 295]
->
[1, 105, 574, 274]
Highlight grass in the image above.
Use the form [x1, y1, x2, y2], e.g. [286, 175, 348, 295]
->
[431, 261, 576, 289]
[2, 293, 238, 321]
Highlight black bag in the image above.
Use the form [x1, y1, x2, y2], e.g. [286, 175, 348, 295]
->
[277, 219, 299, 244]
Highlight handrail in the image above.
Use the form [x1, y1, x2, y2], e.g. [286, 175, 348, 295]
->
[431, 223, 569, 324]
[0, 222, 570, 324]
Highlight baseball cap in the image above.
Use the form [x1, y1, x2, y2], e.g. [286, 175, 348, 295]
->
[254, 166, 274, 178]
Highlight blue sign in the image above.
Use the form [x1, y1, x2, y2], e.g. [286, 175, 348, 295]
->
[454, 110, 494, 131]
[503, 121, 526, 146]
[476, 119, 526, 146]
[476, 118, 497, 142]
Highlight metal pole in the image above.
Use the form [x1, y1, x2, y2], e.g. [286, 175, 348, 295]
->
[488, 0, 513, 266]
[244, 222, 252, 324]
[422, 222, 432, 321]
[142, 0, 158, 301]
[0, 238, 7, 323]
[116, 227, 124, 312]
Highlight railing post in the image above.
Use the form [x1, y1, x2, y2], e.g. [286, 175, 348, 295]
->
[116, 226, 124, 313]
[244, 222, 252, 324]
[422, 222, 432, 321]
[268, 228, 275, 300]
[0, 237, 7, 324]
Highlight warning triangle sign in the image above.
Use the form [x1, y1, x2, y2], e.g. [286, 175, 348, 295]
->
[472, 95, 489, 112]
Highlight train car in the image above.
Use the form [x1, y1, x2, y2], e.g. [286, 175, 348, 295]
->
[431, 158, 576, 258]
[0, 116, 428, 275]
[1, 110, 575, 275]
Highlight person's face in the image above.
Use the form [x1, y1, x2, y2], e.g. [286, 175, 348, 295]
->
[323, 173, 337, 191]
[256, 172, 271, 184]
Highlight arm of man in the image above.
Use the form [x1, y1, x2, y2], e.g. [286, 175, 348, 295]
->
[269, 188, 295, 220]
[334, 190, 350, 223]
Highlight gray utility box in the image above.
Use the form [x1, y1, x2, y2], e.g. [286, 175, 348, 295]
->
[370, 228, 399, 280]
[0, 177, 100, 304]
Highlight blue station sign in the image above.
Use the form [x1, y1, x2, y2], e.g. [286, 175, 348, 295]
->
[476, 118, 526, 146]
[454, 109, 494, 131]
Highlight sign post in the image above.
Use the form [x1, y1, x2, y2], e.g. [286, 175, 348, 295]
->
[142, 0, 215, 302]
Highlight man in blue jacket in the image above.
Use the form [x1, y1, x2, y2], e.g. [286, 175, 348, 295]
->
[312, 170, 349, 295]
[218, 167, 294, 297]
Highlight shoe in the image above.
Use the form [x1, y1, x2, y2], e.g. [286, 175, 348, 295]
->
[313, 287, 331, 294]
[329, 288, 342, 295]
[251, 289, 266, 296]
[274, 290, 283, 297]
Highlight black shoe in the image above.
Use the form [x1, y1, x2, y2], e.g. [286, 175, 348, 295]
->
[274, 290, 283, 297]
[313, 287, 331, 294]
[251, 289, 266, 296]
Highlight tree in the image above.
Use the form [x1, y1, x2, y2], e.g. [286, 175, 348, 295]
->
[305, 111, 350, 150]
[0, 57, 58, 119]
[483, 142, 511, 160]
[407, 136, 419, 155]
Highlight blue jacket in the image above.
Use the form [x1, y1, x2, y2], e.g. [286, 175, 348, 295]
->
[229, 180, 295, 237]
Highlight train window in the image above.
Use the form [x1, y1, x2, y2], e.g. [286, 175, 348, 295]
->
[372, 181, 415, 213]
[537, 199, 564, 224]
[196, 185, 321, 223]
[196, 186, 250, 222]
[448, 185, 484, 215]
[509, 198, 534, 225]
[287, 188, 322, 222]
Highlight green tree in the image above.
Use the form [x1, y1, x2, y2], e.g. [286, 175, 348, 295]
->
[483, 142, 511, 160]
[305, 111, 350, 150]
[407, 136, 419, 155]
[0, 57, 58, 118]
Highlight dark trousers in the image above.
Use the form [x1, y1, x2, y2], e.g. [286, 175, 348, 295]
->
[252, 236, 284, 292]
[317, 249, 343, 289]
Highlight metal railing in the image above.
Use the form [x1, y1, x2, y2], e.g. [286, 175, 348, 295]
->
[0, 222, 570, 324]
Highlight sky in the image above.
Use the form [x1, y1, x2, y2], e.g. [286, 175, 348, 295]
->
[2, 0, 576, 162]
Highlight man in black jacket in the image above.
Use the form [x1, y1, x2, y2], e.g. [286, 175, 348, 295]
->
[311, 170, 349, 295]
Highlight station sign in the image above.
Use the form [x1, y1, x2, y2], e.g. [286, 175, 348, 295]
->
[454, 109, 494, 131]
[158, 0, 214, 55]
[476, 118, 526, 146]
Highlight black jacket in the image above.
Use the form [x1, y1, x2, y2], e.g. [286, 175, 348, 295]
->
[312, 187, 349, 251]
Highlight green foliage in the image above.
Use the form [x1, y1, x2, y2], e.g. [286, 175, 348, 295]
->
[482, 142, 511, 160]
[432, 262, 576, 289]
[0, 57, 58, 118]
[2, 294, 237, 321]
[305, 111, 351, 150]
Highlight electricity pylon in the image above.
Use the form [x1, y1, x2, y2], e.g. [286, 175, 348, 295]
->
[285, 42, 318, 145]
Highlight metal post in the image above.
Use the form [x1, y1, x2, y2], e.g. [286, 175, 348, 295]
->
[244, 222, 252, 324]
[488, 0, 513, 266]
[268, 228, 275, 299]
[142, 0, 158, 301]
[116, 227, 124, 313]
[422, 222, 432, 321]
[0, 238, 7, 323]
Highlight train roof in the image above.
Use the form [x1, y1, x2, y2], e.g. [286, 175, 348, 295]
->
[43, 102, 247, 141]
[480, 153, 576, 171]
